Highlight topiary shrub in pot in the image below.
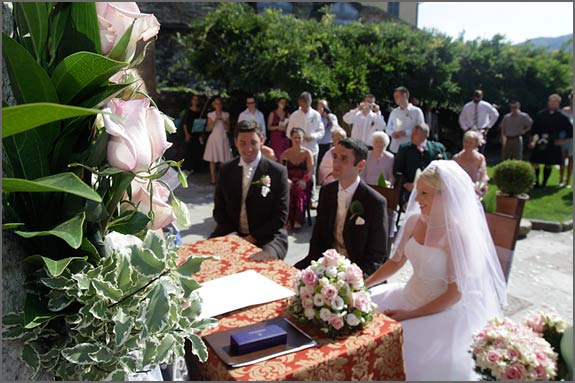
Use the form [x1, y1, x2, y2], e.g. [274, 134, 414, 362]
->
[492, 160, 535, 218]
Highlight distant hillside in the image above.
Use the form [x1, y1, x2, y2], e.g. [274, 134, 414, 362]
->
[517, 34, 573, 51]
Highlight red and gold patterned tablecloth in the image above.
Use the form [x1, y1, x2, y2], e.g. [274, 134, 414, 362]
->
[178, 235, 406, 381]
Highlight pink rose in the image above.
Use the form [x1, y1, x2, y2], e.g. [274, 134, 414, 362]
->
[262, 176, 271, 187]
[322, 249, 339, 268]
[352, 291, 371, 313]
[301, 269, 318, 287]
[103, 98, 172, 173]
[301, 298, 314, 310]
[345, 264, 364, 287]
[533, 365, 547, 380]
[535, 351, 548, 364]
[129, 178, 175, 230]
[527, 315, 546, 333]
[97, 2, 160, 61]
[503, 364, 527, 380]
[299, 287, 313, 301]
[487, 350, 502, 363]
[492, 338, 507, 349]
[328, 315, 345, 330]
[321, 284, 338, 304]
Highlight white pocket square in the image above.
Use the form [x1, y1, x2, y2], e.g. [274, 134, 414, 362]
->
[261, 186, 270, 197]
[355, 217, 365, 225]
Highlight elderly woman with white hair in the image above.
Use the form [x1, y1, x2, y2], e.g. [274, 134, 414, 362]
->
[452, 130, 489, 197]
[360, 131, 395, 186]
[318, 126, 347, 185]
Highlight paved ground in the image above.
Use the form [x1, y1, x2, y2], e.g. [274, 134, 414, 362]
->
[176, 171, 573, 324]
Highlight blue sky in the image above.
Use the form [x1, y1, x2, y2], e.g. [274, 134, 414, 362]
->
[418, 2, 573, 44]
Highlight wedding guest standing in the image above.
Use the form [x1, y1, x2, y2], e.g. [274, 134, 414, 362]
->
[458, 89, 500, 153]
[203, 96, 231, 185]
[499, 100, 532, 161]
[267, 97, 290, 161]
[287, 91, 325, 207]
[528, 93, 573, 188]
[343, 101, 385, 148]
[366, 160, 506, 380]
[294, 138, 389, 278]
[560, 92, 573, 188]
[317, 99, 338, 171]
[394, 123, 447, 205]
[360, 131, 395, 186]
[281, 128, 314, 231]
[452, 130, 489, 198]
[385, 87, 425, 154]
[211, 120, 289, 260]
[363, 93, 387, 128]
[318, 126, 347, 186]
[238, 95, 267, 141]
[181, 94, 204, 172]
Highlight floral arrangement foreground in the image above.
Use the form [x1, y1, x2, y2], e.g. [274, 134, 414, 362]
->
[2, 2, 213, 380]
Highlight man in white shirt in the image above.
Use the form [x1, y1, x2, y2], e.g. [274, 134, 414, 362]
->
[238, 96, 267, 141]
[458, 89, 500, 153]
[343, 102, 385, 148]
[364, 93, 387, 128]
[287, 91, 325, 205]
[385, 86, 425, 153]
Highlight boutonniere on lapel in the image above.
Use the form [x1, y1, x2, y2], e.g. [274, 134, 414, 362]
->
[436, 153, 443, 159]
[252, 175, 272, 197]
[349, 200, 365, 225]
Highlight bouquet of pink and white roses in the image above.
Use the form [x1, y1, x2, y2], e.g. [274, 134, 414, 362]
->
[471, 318, 558, 381]
[289, 249, 376, 336]
[525, 310, 568, 379]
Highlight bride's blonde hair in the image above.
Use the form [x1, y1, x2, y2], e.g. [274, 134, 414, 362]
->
[416, 163, 443, 191]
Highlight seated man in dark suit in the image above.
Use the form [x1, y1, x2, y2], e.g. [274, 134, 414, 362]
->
[394, 122, 447, 205]
[211, 120, 289, 260]
[294, 138, 389, 277]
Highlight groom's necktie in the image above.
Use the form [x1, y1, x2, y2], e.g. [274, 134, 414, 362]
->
[239, 163, 254, 235]
[334, 189, 348, 256]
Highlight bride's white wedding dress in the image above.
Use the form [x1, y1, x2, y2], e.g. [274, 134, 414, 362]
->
[370, 237, 478, 381]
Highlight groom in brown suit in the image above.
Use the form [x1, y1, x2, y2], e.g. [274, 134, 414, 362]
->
[211, 120, 289, 259]
[294, 138, 389, 277]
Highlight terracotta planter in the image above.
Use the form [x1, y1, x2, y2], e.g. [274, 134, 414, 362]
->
[495, 191, 529, 218]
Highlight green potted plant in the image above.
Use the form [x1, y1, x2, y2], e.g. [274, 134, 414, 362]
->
[492, 160, 535, 218]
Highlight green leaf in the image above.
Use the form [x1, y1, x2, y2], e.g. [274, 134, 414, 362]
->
[143, 231, 165, 260]
[377, 173, 387, 188]
[188, 333, 209, 363]
[107, 210, 150, 236]
[91, 279, 123, 302]
[2, 103, 105, 138]
[107, 22, 134, 61]
[15, 212, 85, 249]
[47, 290, 73, 311]
[131, 247, 165, 277]
[2, 222, 25, 230]
[179, 276, 201, 297]
[115, 253, 134, 293]
[112, 307, 132, 346]
[156, 334, 176, 363]
[178, 167, 189, 188]
[51, 52, 127, 103]
[89, 347, 114, 363]
[2, 173, 101, 202]
[1, 33, 59, 104]
[23, 294, 57, 329]
[3, 325, 29, 340]
[41, 256, 87, 277]
[48, 3, 70, 65]
[88, 300, 107, 320]
[40, 276, 72, 290]
[142, 340, 157, 367]
[15, 3, 49, 61]
[61, 343, 100, 365]
[22, 344, 41, 374]
[143, 283, 169, 333]
[70, 3, 102, 53]
[2, 312, 23, 327]
[176, 256, 210, 277]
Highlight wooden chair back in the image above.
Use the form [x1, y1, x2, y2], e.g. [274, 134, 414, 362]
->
[485, 212, 520, 282]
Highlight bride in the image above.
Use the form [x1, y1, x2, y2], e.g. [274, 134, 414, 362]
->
[365, 160, 507, 380]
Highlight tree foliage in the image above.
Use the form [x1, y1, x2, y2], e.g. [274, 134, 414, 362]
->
[168, 2, 572, 115]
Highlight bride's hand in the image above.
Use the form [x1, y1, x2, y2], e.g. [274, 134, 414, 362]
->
[384, 309, 413, 321]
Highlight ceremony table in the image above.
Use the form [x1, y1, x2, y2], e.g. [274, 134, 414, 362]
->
[179, 235, 406, 381]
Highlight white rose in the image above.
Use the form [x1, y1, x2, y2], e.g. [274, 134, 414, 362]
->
[346, 313, 361, 327]
[319, 277, 330, 286]
[304, 307, 316, 320]
[314, 265, 326, 276]
[313, 294, 325, 307]
[337, 272, 346, 281]
[319, 308, 332, 322]
[331, 296, 345, 311]
[325, 267, 338, 279]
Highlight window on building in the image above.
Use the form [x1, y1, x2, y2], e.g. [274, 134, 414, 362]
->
[330, 2, 360, 25]
[256, 2, 293, 14]
[387, 2, 400, 18]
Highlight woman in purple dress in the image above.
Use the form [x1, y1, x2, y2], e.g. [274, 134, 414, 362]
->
[267, 97, 290, 161]
[280, 128, 314, 231]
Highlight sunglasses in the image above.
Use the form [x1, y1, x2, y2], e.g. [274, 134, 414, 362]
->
[246, 101, 256, 105]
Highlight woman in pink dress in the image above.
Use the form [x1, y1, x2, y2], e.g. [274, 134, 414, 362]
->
[280, 128, 314, 231]
[267, 97, 290, 161]
[452, 130, 489, 198]
[203, 96, 231, 184]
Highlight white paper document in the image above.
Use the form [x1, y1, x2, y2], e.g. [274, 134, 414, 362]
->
[197, 270, 295, 319]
